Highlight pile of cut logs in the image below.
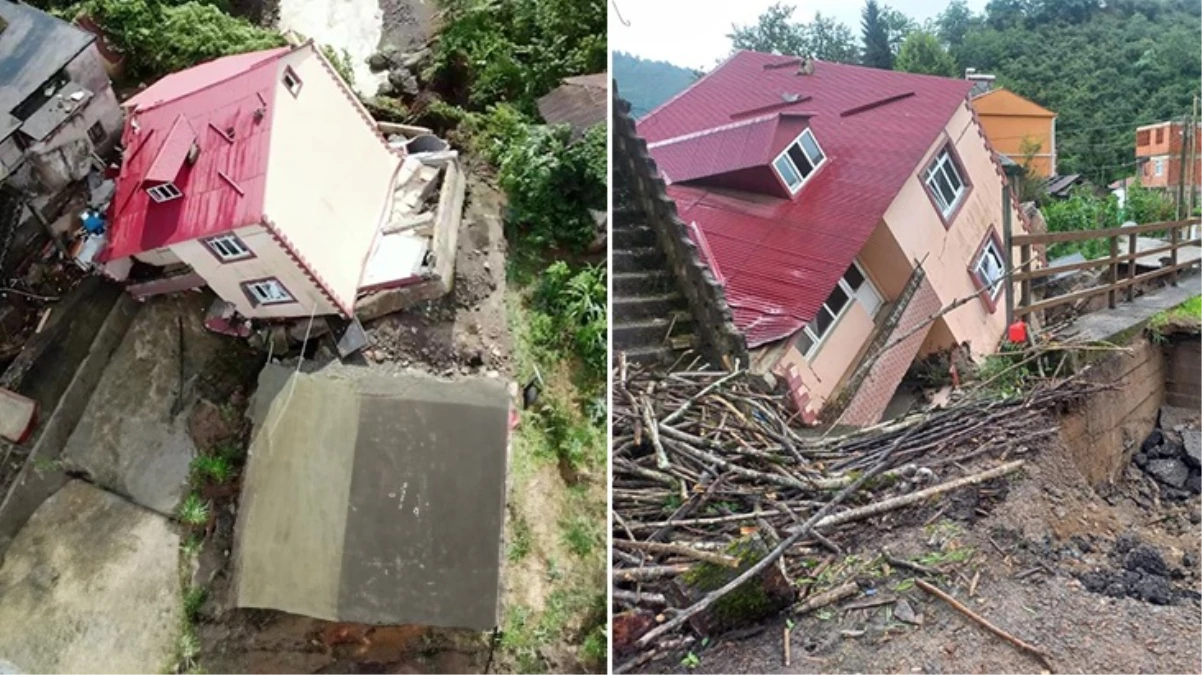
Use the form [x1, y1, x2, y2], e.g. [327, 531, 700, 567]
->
[611, 355, 1103, 671]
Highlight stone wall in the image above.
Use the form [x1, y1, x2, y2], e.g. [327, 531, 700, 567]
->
[1059, 336, 1166, 485]
[611, 86, 748, 367]
[1164, 333, 1200, 409]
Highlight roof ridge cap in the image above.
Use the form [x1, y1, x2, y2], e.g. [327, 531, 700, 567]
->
[647, 112, 781, 149]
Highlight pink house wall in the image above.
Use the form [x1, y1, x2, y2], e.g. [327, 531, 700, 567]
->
[881, 101, 1021, 358]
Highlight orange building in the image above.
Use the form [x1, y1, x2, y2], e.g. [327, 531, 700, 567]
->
[1135, 121, 1202, 191]
[970, 87, 1058, 178]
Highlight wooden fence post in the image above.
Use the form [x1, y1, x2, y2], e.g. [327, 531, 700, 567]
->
[1019, 244, 1031, 315]
[1127, 230, 1137, 302]
[1108, 235, 1118, 309]
[1170, 224, 1179, 287]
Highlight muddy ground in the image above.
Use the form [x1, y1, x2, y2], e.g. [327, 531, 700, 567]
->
[635, 412, 1202, 674]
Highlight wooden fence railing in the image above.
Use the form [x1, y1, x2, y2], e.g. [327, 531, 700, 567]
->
[1011, 218, 1201, 318]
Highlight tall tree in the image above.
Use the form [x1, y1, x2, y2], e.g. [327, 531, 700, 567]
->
[936, 0, 976, 48]
[895, 31, 958, 77]
[728, 3, 859, 63]
[861, 0, 894, 69]
[728, 2, 807, 56]
[879, 5, 917, 55]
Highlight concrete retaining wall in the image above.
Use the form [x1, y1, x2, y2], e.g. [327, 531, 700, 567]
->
[0, 283, 139, 555]
[1059, 336, 1166, 486]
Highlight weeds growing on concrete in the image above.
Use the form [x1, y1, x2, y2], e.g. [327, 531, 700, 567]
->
[190, 455, 234, 484]
[1149, 295, 1202, 342]
[176, 493, 210, 527]
[29, 457, 62, 475]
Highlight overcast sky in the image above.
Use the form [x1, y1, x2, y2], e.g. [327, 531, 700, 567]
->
[610, 0, 988, 71]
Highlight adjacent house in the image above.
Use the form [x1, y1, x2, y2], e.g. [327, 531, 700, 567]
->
[537, 73, 608, 141]
[965, 71, 1057, 178]
[99, 42, 444, 323]
[0, 0, 121, 217]
[1135, 120, 1201, 192]
[635, 52, 1026, 426]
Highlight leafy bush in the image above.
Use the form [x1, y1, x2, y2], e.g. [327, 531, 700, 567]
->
[432, 0, 605, 114]
[73, 0, 285, 80]
[320, 44, 355, 88]
[533, 261, 606, 375]
[1042, 188, 1120, 259]
[497, 123, 605, 252]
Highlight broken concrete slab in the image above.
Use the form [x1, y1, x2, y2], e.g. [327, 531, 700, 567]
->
[0, 481, 182, 674]
[1146, 458, 1190, 489]
[234, 364, 508, 629]
[61, 293, 229, 516]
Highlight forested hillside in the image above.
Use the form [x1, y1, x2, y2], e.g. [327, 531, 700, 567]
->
[619, 0, 1200, 184]
[612, 50, 696, 118]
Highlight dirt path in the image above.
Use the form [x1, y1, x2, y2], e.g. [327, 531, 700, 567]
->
[636, 427, 1202, 674]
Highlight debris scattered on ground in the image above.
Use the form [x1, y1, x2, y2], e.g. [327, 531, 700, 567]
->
[1133, 407, 1201, 498]
[610, 354, 1104, 670]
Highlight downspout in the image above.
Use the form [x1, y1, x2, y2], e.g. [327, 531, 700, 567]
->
[1002, 162, 1024, 327]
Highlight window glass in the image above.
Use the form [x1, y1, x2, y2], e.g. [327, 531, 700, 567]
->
[774, 155, 800, 189]
[825, 284, 849, 315]
[843, 263, 864, 290]
[813, 307, 833, 336]
[787, 144, 814, 178]
[796, 330, 814, 355]
[800, 131, 824, 164]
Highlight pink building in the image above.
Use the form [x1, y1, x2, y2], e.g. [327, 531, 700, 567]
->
[100, 42, 433, 323]
[639, 52, 1027, 426]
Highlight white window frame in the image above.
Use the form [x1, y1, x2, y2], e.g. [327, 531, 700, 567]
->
[772, 128, 827, 195]
[973, 237, 1006, 301]
[146, 182, 182, 203]
[282, 67, 302, 97]
[205, 234, 252, 262]
[923, 148, 967, 218]
[1155, 158, 1165, 177]
[796, 260, 881, 360]
[244, 278, 294, 306]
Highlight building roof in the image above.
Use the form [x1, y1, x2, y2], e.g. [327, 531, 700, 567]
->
[638, 51, 973, 347]
[0, 1, 94, 128]
[971, 88, 1056, 118]
[101, 47, 294, 261]
[536, 71, 607, 140]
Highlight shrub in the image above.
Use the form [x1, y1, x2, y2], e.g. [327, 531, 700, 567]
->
[533, 261, 606, 375]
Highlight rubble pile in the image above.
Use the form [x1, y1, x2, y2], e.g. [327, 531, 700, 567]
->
[610, 356, 1104, 670]
[1076, 533, 1190, 605]
[1133, 408, 1201, 498]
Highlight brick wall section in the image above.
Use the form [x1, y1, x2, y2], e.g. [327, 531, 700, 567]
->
[839, 276, 941, 427]
[612, 84, 748, 367]
[1165, 335, 1201, 409]
[1059, 337, 1166, 485]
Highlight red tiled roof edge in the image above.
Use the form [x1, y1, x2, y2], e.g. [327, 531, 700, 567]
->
[306, 41, 404, 159]
[261, 215, 352, 317]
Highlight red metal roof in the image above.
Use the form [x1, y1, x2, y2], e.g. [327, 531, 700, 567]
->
[638, 51, 973, 347]
[648, 113, 809, 185]
[102, 47, 293, 262]
[143, 114, 196, 184]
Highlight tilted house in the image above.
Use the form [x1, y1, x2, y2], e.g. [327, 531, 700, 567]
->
[638, 52, 1026, 426]
[969, 85, 1057, 178]
[100, 42, 435, 323]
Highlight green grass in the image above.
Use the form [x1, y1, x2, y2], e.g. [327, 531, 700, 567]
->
[180, 534, 204, 558]
[176, 493, 210, 527]
[560, 516, 600, 557]
[1149, 295, 1202, 340]
[508, 516, 532, 562]
[190, 455, 234, 484]
[30, 457, 62, 475]
[183, 587, 207, 621]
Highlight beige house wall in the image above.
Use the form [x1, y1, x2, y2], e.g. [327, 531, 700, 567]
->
[882, 101, 1019, 358]
[261, 44, 401, 315]
[771, 300, 877, 411]
[169, 224, 334, 319]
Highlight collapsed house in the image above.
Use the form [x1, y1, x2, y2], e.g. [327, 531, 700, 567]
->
[614, 52, 1029, 427]
[0, 0, 121, 266]
[94, 42, 460, 336]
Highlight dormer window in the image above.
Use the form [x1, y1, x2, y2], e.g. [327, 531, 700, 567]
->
[772, 128, 826, 194]
[147, 182, 182, 203]
[283, 66, 302, 97]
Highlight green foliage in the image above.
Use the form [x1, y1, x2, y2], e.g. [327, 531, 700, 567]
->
[681, 652, 701, 669]
[74, 0, 285, 80]
[1123, 182, 1176, 224]
[432, 0, 605, 114]
[1041, 188, 1120, 258]
[180, 533, 204, 558]
[498, 123, 606, 252]
[507, 515, 532, 562]
[320, 44, 355, 87]
[560, 516, 600, 556]
[176, 493, 210, 527]
[529, 396, 604, 471]
[1148, 295, 1202, 339]
[532, 261, 606, 375]
[895, 31, 958, 77]
[861, 0, 895, 69]
[728, 4, 859, 63]
[612, 51, 697, 118]
[580, 626, 606, 669]
[977, 343, 1034, 397]
[190, 454, 234, 484]
[30, 457, 63, 475]
[183, 587, 207, 621]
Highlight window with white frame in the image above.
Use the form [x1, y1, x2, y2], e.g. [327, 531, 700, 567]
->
[772, 128, 826, 194]
[243, 278, 294, 305]
[1155, 158, 1165, 177]
[972, 236, 1006, 300]
[205, 234, 252, 262]
[146, 182, 182, 203]
[283, 67, 302, 97]
[795, 261, 882, 358]
[923, 147, 967, 218]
